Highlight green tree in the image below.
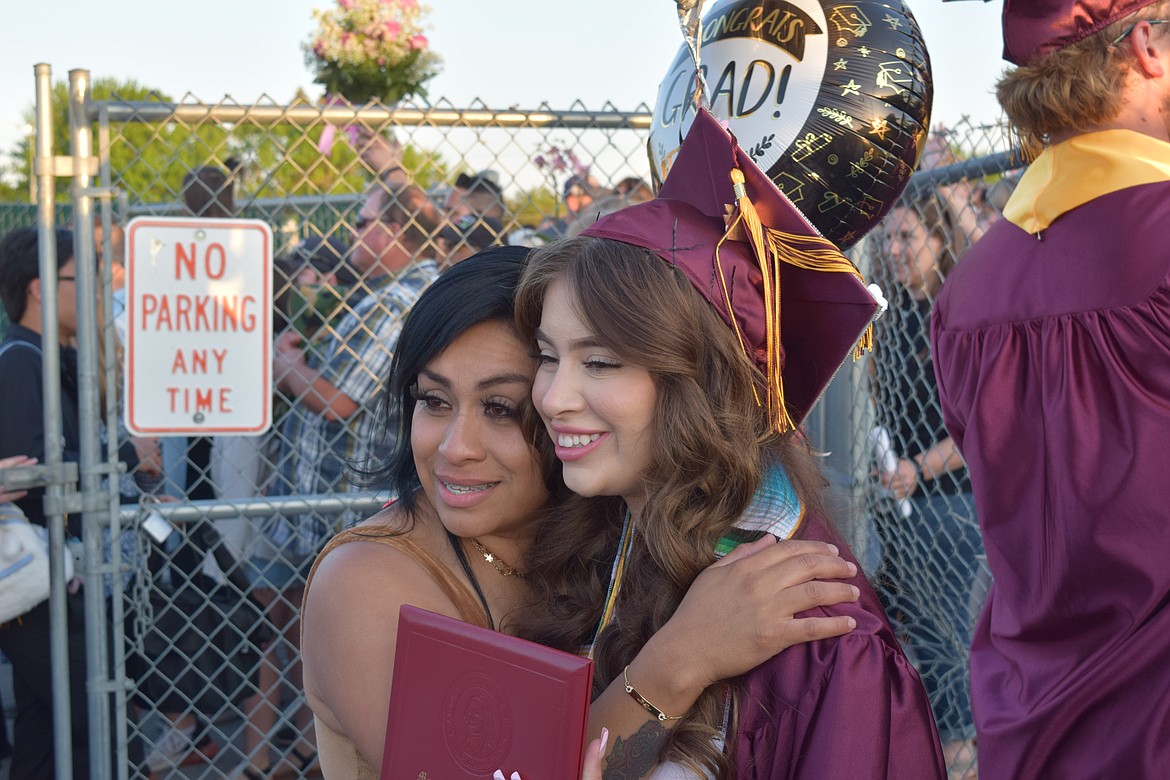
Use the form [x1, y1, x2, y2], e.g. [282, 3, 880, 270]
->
[218, 98, 452, 200]
[7, 78, 230, 204]
[508, 186, 560, 228]
[5, 81, 456, 215]
[0, 168, 25, 203]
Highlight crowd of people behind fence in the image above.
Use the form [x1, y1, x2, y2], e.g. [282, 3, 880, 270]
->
[1, 1, 1169, 776]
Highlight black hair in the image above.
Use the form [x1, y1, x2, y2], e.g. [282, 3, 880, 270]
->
[361, 245, 539, 511]
[466, 177, 502, 199]
[0, 226, 74, 324]
[272, 255, 299, 334]
[455, 172, 503, 198]
[181, 165, 235, 218]
[290, 235, 357, 285]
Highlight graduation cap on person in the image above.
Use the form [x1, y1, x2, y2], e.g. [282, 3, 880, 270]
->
[581, 108, 882, 433]
[1002, 0, 1159, 64]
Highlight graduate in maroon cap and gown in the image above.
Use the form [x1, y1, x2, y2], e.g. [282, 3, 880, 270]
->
[930, 1, 1170, 777]
[516, 108, 943, 779]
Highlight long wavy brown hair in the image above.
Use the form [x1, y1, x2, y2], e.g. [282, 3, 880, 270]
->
[513, 236, 830, 776]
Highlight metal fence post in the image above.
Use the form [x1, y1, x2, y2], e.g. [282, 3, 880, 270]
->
[96, 99, 134, 780]
[33, 61, 77, 780]
[68, 67, 116, 780]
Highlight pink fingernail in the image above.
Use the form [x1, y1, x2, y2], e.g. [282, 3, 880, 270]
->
[599, 727, 609, 758]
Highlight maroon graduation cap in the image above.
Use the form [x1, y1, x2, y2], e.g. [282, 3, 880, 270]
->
[581, 108, 880, 432]
[1003, 0, 1159, 64]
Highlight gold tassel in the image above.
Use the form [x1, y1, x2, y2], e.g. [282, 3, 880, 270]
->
[715, 198, 763, 412]
[717, 167, 879, 433]
[854, 325, 873, 360]
[718, 167, 795, 434]
[763, 227, 863, 276]
[760, 225, 876, 362]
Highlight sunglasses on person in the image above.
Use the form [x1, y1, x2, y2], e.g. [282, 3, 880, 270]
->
[353, 214, 380, 230]
[1110, 18, 1169, 47]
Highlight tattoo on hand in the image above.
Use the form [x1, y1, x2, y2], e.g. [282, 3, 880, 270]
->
[603, 720, 668, 779]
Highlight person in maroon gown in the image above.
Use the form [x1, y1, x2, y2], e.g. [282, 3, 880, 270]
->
[930, 2, 1170, 777]
[516, 108, 944, 778]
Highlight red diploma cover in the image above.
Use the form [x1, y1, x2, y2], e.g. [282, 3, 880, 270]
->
[381, 605, 594, 779]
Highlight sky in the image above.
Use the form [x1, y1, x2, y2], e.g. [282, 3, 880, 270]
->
[0, 0, 1006, 176]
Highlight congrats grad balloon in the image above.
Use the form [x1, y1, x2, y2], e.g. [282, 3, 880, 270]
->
[650, 0, 932, 249]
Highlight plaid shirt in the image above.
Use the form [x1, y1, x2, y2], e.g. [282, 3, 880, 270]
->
[267, 259, 437, 557]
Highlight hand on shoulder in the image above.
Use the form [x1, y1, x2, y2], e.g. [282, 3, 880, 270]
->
[643, 535, 860, 693]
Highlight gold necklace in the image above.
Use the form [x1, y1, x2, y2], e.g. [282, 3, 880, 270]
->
[469, 538, 525, 577]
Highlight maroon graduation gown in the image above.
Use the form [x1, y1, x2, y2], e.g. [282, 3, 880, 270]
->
[931, 174, 1170, 778]
[731, 510, 945, 779]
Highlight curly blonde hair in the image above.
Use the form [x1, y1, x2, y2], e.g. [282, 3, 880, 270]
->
[513, 236, 830, 776]
[998, 2, 1169, 153]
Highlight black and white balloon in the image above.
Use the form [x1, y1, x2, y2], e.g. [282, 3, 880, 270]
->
[651, 0, 933, 248]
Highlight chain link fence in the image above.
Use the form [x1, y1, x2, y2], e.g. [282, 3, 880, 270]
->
[10, 71, 1022, 778]
[35, 81, 660, 780]
[847, 119, 1021, 779]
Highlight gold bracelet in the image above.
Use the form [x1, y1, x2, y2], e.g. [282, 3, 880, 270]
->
[623, 666, 684, 722]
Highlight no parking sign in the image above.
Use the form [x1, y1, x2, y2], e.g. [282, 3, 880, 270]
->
[124, 217, 273, 435]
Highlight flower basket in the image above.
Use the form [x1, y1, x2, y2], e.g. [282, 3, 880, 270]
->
[305, 0, 442, 150]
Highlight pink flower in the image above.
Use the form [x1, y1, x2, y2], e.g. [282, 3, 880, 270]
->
[409, 34, 428, 49]
[383, 21, 401, 39]
[339, 0, 355, 7]
[399, 0, 418, 8]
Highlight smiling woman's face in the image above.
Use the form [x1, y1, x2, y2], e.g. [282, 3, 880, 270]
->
[411, 319, 548, 545]
[531, 277, 658, 516]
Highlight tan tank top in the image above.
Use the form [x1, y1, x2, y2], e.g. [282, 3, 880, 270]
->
[303, 526, 492, 779]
